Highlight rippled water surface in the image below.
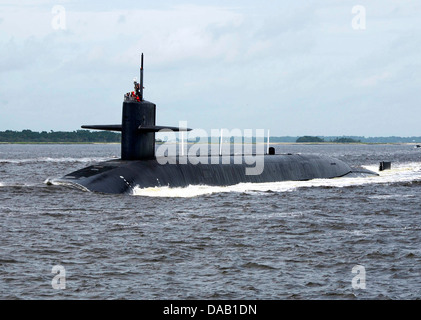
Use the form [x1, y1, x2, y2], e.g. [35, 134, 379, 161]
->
[0, 143, 420, 299]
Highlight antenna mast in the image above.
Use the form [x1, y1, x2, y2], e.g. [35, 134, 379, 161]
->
[140, 53, 144, 101]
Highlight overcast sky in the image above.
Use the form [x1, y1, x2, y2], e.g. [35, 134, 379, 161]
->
[0, 0, 420, 136]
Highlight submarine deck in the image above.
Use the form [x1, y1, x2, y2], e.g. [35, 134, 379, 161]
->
[51, 153, 378, 194]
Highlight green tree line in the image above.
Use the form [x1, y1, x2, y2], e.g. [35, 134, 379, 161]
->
[0, 130, 121, 143]
[1, 130, 420, 143]
[296, 136, 361, 143]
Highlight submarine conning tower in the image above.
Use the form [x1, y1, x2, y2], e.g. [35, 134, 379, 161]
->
[121, 99, 156, 160]
[81, 53, 191, 160]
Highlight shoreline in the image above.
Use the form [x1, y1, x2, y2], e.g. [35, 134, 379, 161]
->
[0, 142, 121, 145]
[1, 141, 419, 146]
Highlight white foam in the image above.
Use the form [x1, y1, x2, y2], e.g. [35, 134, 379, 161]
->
[131, 185, 232, 198]
[0, 157, 112, 164]
[0, 181, 37, 187]
[369, 194, 416, 200]
[44, 178, 91, 192]
[131, 162, 421, 198]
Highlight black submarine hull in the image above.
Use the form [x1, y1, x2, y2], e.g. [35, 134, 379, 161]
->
[52, 54, 378, 194]
[52, 154, 377, 194]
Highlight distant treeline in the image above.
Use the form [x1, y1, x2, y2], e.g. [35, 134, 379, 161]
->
[293, 136, 421, 143]
[295, 136, 361, 143]
[187, 135, 421, 144]
[0, 130, 121, 143]
[1, 130, 420, 143]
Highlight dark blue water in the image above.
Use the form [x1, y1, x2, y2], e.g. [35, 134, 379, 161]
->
[0, 143, 420, 299]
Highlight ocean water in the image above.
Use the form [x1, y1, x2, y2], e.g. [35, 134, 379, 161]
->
[0, 143, 420, 299]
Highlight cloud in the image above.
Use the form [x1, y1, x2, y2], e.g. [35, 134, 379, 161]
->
[358, 72, 392, 87]
[0, 1, 420, 136]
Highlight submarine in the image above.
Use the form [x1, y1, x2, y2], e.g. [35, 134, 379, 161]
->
[52, 54, 378, 194]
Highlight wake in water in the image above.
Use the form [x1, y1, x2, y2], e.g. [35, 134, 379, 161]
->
[131, 162, 421, 197]
[0, 156, 115, 164]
